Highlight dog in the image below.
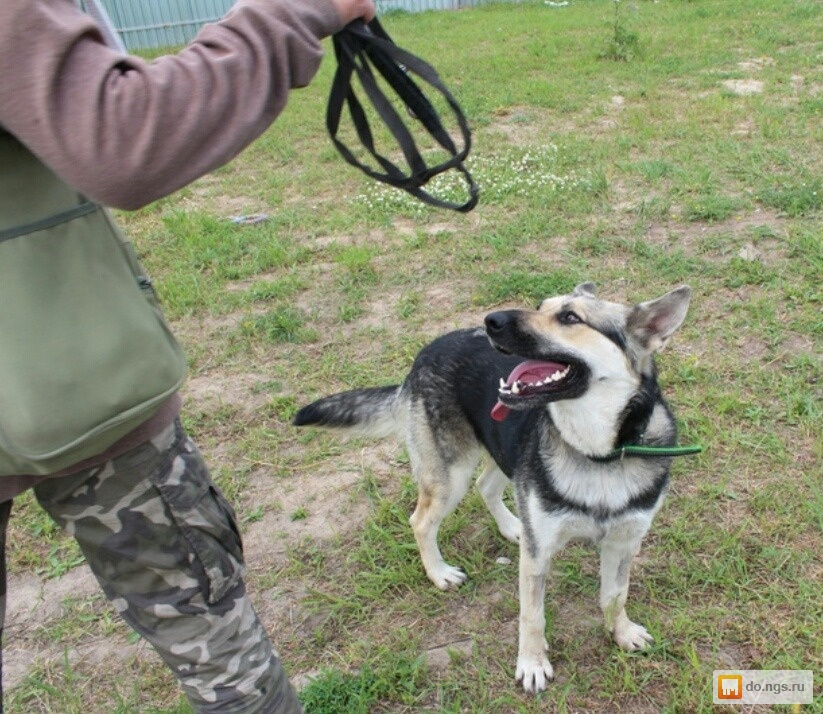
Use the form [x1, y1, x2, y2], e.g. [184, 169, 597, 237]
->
[293, 282, 692, 693]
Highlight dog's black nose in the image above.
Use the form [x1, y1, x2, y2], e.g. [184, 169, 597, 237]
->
[485, 311, 512, 334]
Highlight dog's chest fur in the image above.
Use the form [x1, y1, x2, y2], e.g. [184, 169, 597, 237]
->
[509, 415, 670, 517]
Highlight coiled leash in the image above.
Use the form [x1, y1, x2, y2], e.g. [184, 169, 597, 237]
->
[327, 18, 479, 212]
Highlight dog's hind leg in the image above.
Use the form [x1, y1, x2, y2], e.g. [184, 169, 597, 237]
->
[408, 441, 479, 590]
[476, 461, 520, 543]
[599, 523, 655, 651]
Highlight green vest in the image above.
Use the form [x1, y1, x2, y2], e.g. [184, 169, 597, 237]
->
[0, 131, 187, 476]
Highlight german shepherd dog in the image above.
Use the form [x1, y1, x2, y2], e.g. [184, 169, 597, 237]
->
[293, 283, 692, 692]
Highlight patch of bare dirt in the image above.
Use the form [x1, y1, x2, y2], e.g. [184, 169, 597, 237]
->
[486, 106, 551, 147]
[736, 57, 774, 72]
[3, 565, 147, 690]
[242, 442, 402, 565]
[170, 310, 249, 347]
[391, 217, 461, 238]
[723, 79, 764, 96]
[641, 208, 786, 261]
[186, 192, 263, 218]
[185, 370, 278, 416]
[484, 103, 629, 143]
[179, 170, 268, 216]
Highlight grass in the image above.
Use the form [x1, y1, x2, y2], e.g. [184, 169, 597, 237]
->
[5, 0, 822, 711]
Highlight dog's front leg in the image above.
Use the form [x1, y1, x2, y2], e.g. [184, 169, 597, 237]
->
[599, 524, 654, 651]
[516, 533, 555, 693]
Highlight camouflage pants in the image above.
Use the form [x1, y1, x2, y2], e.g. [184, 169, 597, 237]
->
[0, 420, 303, 714]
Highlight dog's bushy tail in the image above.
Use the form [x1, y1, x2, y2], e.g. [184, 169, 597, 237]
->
[292, 385, 403, 439]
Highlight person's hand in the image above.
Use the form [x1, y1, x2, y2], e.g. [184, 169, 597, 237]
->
[330, 0, 376, 25]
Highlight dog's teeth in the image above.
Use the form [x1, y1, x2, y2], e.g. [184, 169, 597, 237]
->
[499, 367, 570, 396]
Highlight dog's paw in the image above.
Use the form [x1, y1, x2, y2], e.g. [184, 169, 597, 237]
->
[428, 563, 467, 590]
[613, 620, 654, 651]
[497, 514, 522, 544]
[516, 653, 555, 694]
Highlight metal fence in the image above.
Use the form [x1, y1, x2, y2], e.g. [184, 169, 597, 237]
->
[378, 0, 474, 12]
[93, 0, 495, 50]
[91, 0, 232, 51]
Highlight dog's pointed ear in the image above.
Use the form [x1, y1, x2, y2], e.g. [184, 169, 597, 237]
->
[627, 286, 691, 353]
[572, 282, 597, 298]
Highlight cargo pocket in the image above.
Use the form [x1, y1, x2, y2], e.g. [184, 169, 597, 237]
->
[151, 428, 245, 604]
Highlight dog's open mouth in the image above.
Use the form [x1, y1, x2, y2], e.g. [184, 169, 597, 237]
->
[491, 359, 574, 421]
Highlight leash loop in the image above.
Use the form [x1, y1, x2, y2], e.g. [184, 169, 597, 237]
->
[328, 18, 479, 212]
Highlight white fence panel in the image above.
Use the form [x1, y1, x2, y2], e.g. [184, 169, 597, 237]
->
[95, 0, 504, 50]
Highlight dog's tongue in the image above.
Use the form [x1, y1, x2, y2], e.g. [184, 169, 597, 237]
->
[490, 360, 569, 422]
[491, 400, 510, 422]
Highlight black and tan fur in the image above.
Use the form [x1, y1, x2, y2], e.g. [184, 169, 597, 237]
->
[294, 283, 692, 692]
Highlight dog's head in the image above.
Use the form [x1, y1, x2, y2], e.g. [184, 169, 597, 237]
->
[486, 283, 691, 420]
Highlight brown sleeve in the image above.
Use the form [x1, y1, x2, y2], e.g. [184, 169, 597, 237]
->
[0, 0, 343, 210]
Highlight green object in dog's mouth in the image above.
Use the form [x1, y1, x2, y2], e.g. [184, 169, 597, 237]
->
[491, 359, 572, 422]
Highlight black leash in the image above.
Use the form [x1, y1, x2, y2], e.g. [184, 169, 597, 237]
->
[328, 18, 479, 212]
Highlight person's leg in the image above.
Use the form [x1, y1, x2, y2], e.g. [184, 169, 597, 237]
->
[34, 420, 302, 714]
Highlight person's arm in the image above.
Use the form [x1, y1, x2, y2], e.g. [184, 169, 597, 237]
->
[0, 0, 373, 210]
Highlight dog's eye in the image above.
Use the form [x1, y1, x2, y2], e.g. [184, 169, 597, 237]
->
[559, 310, 582, 326]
